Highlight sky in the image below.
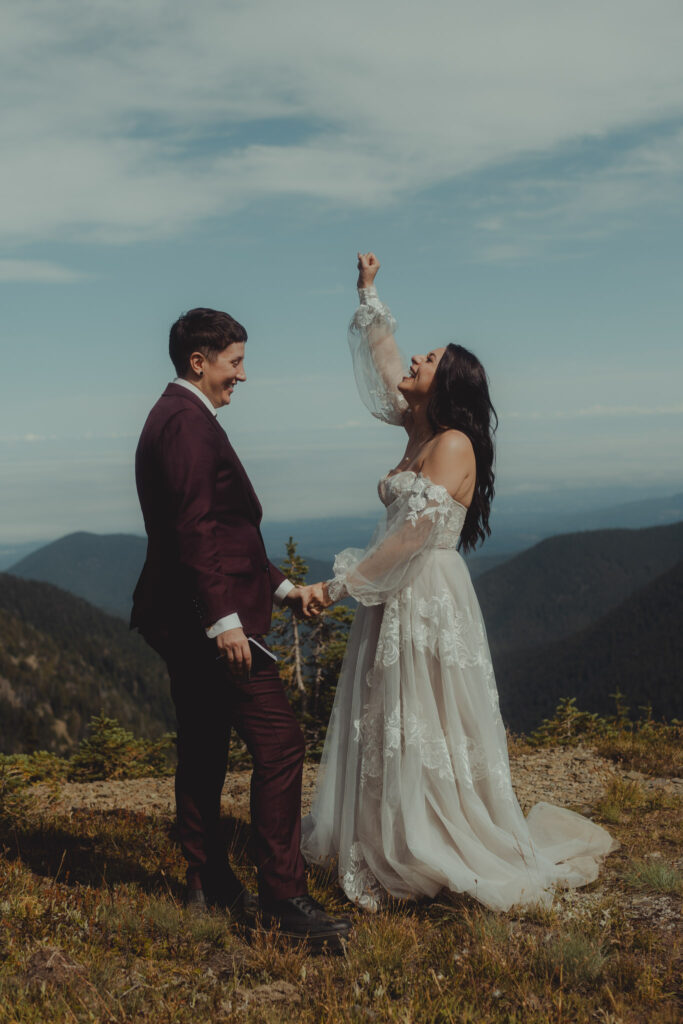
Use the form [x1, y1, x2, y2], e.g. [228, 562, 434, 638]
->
[1, 0, 682, 546]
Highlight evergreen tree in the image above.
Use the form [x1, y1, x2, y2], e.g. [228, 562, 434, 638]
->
[269, 538, 310, 715]
[268, 538, 354, 737]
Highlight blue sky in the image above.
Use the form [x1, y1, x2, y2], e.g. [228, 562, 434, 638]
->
[1, 0, 682, 544]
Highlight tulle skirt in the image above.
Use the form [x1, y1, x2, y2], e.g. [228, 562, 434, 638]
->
[300, 549, 617, 912]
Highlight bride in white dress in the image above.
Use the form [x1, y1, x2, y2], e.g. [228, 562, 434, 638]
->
[300, 252, 617, 913]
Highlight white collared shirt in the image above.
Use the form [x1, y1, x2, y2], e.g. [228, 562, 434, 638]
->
[173, 376, 219, 417]
[171, 377, 294, 635]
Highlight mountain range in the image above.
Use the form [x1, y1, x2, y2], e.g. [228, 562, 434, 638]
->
[1, 510, 681, 750]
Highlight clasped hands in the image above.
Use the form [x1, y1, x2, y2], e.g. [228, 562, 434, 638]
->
[284, 581, 333, 620]
[215, 583, 333, 679]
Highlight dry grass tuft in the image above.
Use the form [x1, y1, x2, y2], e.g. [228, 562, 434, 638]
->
[623, 859, 683, 896]
[595, 777, 648, 824]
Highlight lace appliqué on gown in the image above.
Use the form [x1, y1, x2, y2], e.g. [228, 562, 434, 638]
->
[354, 701, 456, 788]
[341, 842, 385, 912]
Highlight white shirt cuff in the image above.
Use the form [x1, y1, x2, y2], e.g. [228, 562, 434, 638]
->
[273, 579, 295, 605]
[205, 612, 242, 637]
[358, 285, 380, 305]
[205, 580, 294, 635]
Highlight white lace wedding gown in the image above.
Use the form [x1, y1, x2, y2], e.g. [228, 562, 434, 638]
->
[300, 286, 617, 913]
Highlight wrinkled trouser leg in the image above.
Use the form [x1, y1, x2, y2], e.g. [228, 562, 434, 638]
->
[230, 668, 307, 902]
[164, 631, 307, 901]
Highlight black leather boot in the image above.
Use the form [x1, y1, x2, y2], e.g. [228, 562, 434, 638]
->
[185, 878, 257, 919]
[258, 895, 352, 951]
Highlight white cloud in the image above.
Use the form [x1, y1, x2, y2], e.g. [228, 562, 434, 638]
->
[1, 0, 682, 244]
[469, 125, 683, 261]
[0, 260, 86, 283]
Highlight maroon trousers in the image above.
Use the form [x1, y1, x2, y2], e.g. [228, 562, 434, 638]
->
[159, 626, 307, 904]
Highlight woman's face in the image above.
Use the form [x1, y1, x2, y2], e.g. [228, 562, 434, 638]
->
[397, 347, 446, 400]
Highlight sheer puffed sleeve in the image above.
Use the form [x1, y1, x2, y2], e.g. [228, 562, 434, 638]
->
[328, 474, 464, 606]
[348, 285, 409, 426]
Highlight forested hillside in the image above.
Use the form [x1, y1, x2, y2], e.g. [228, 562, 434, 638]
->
[476, 520, 683, 654]
[0, 573, 173, 754]
[496, 559, 683, 732]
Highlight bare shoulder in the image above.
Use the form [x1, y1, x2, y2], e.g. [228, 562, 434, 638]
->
[431, 429, 475, 465]
[422, 430, 475, 497]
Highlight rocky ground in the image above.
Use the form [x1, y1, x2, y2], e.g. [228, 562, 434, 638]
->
[29, 744, 683, 821]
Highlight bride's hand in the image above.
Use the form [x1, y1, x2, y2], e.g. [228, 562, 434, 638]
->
[302, 581, 335, 615]
[357, 252, 380, 289]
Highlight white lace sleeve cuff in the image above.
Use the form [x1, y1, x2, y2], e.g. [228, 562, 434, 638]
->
[358, 285, 380, 306]
[327, 577, 349, 603]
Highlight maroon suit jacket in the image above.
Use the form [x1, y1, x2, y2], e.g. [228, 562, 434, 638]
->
[131, 383, 286, 641]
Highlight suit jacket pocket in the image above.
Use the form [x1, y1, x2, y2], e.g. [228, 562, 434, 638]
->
[220, 555, 253, 575]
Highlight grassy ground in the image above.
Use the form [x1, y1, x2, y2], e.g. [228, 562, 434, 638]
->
[0, 722, 681, 1023]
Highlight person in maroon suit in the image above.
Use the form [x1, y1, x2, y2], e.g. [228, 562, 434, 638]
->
[132, 307, 350, 946]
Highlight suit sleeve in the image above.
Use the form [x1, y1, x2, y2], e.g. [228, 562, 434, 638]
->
[159, 409, 238, 627]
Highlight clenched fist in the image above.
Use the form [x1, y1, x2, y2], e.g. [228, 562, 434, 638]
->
[357, 252, 380, 290]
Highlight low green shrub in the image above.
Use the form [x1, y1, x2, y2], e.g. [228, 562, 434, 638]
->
[529, 695, 681, 777]
[68, 714, 175, 781]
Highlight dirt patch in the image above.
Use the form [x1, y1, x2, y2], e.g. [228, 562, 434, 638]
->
[236, 979, 302, 1007]
[25, 947, 85, 988]
[205, 949, 250, 978]
[29, 746, 619, 820]
[507, 746, 617, 814]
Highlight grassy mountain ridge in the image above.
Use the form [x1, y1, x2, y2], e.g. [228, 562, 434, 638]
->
[475, 520, 683, 654]
[0, 573, 173, 754]
[496, 558, 683, 733]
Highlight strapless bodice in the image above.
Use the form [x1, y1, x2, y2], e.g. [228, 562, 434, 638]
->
[377, 470, 467, 549]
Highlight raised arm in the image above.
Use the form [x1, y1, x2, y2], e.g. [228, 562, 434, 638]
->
[348, 252, 409, 426]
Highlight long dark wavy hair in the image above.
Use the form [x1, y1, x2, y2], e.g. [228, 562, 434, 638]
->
[426, 343, 497, 553]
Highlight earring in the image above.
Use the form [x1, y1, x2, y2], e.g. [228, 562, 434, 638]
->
[198, 371, 203, 378]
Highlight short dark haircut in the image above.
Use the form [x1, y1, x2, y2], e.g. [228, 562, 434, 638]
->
[169, 307, 247, 377]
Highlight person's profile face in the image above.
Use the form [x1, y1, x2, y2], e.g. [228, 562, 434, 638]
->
[197, 342, 246, 408]
[398, 347, 445, 399]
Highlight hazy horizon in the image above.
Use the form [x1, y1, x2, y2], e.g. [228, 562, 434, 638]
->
[2, 482, 681, 569]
